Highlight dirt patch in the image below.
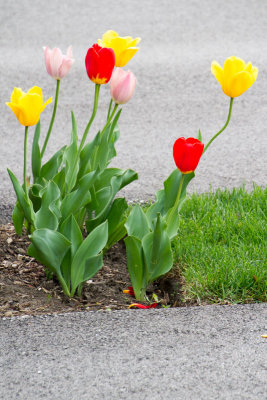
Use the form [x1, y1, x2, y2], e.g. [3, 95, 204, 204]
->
[0, 224, 190, 317]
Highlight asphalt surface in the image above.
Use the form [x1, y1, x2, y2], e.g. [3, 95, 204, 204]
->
[1, 304, 267, 400]
[0, 0, 266, 399]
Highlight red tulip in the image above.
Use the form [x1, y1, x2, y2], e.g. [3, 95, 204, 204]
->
[173, 137, 204, 174]
[85, 43, 115, 84]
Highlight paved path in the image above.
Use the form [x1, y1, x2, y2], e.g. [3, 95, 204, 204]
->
[1, 304, 267, 400]
[0, 1, 266, 399]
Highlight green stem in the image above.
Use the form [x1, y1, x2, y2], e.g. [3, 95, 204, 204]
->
[166, 174, 185, 226]
[24, 126, 29, 202]
[107, 99, 113, 120]
[66, 84, 100, 193]
[41, 79, 60, 158]
[101, 103, 119, 139]
[203, 97, 234, 154]
[78, 84, 100, 153]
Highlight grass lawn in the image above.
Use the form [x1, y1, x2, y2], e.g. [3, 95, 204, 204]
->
[173, 185, 267, 304]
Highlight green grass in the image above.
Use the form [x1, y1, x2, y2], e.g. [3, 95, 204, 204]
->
[172, 185, 267, 304]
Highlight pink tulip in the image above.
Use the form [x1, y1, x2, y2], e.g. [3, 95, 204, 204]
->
[110, 68, 136, 104]
[44, 46, 74, 80]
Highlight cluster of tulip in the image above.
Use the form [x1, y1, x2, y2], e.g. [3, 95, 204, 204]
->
[6, 31, 258, 304]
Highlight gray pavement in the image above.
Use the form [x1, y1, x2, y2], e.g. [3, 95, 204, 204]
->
[0, 0, 267, 399]
[1, 304, 267, 400]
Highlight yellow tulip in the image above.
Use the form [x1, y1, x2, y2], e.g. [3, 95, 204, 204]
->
[98, 30, 141, 67]
[211, 56, 258, 98]
[6, 86, 52, 126]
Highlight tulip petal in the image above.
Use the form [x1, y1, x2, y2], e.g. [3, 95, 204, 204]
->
[50, 47, 63, 78]
[58, 57, 74, 79]
[28, 86, 43, 102]
[117, 48, 139, 67]
[40, 97, 53, 112]
[211, 61, 224, 86]
[18, 93, 43, 126]
[11, 88, 25, 104]
[228, 71, 254, 97]
[66, 45, 73, 59]
[101, 30, 119, 45]
[44, 46, 53, 76]
[6, 102, 22, 119]
[129, 303, 158, 309]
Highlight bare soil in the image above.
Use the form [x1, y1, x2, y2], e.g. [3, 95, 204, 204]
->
[0, 223, 189, 317]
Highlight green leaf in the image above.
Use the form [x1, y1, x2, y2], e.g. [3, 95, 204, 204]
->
[64, 112, 79, 192]
[32, 121, 41, 181]
[70, 221, 108, 295]
[124, 235, 145, 301]
[28, 228, 71, 286]
[40, 146, 65, 180]
[78, 132, 100, 180]
[7, 169, 35, 225]
[105, 198, 128, 249]
[83, 254, 103, 282]
[197, 129, 202, 142]
[12, 201, 24, 235]
[35, 180, 61, 230]
[146, 169, 195, 224]
[59, 215, 83, 286]
[142, 214, 173, 283]
[85, 175, 123, 232]
[60, 171, 96, 221]
[125, 205, 150, 241]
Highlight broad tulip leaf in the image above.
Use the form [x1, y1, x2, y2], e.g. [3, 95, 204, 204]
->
[125, 205, 150, 241]
[59, 215, 83, 286]
[105, 198, 128, 249]
[12, 201, 24, 235]
[78, 132, 101, 179]
[32, 121, 41, 181]
[60, 171, 96, 221]
[83, 254, 103, 282]
[35, 180, 61, 230]
[124, 235, 145, 300]
[142, 214, 173, 283]
[7, 169, 35, 225]
[70, 221, 108, 294]
[146, 169, 195, 224]
[53, 170, 66, 193]
[86, 175, 123, 232]
[94, 168, 138, 193]
[28, 228, 71, 278]
[40, 146, 65, 180]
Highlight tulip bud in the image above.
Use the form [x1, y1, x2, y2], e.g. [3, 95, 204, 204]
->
[85, 44, 115, 85]
[110, 68, 136, 104]
[44, 46, 74, 80]
[173, 137, 204, 174]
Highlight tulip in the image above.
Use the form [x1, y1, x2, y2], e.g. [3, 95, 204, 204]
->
[98, 30, 141, 67]
[85, 43, 115, 84]
[211, 56, 258, 98]
[110, 68, 136, 104]
[173, 137, 204, 174]
[44, 46, 74, 80]
[6, 86, 52, 127]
